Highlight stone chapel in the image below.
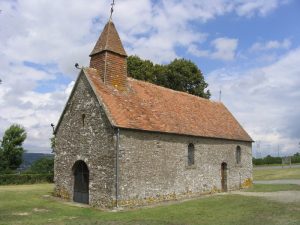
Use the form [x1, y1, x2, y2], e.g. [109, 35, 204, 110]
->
[54, 16, 253, 208]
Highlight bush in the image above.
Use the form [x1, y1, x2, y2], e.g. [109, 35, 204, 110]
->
[0, 173, 53, 185]
[26, 157, 54, 174]
[291, 153, 300, 163]
[0, 168, 14, 175]
[253, 153, 300, 165]
[253, 156, 280, 165]
[253, 155, 282, 165]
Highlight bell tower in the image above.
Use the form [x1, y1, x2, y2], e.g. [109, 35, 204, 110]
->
[89, 19, 128, 91]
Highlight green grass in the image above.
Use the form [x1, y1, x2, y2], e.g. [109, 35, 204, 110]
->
[246, 183, 300, 192]
[254, 167, 300, 180]
[0, 184, 300, 225]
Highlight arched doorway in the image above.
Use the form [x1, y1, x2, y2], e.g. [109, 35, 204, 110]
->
[73, 160, 89, 204]
[221, 162, 228, 192]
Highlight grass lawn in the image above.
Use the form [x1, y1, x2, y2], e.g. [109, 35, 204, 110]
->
[0, 184, 300, 225]
[253, 167, 300, 180]
[246, 183, 300, 192]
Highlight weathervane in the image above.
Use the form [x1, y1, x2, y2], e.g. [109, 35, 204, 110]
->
[110, 0, 115, 20]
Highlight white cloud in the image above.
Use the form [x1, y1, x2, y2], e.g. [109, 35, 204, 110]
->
[0, 0, 287, 67]
[211, 37, 239, 61]
[116, 0, 285, 63]
[235, 0, 290, 17]
[207, 47, 300, 156]
[188, 45, 210, 58]
[0, 88, 69, 153]
[0, 0, 295, 154]
[188, 37, 238, 61]
[250, 39, 291, 52]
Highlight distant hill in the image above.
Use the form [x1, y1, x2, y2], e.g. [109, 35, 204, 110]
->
[19, 153, 54, 171]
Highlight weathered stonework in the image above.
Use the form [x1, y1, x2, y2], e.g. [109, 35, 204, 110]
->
[117, 129, 252, 207]
[54, 73, 252, 208]
[54, 73, 116, 208]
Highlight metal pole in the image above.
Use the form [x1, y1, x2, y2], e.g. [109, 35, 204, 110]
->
[115, 128, 120, 208]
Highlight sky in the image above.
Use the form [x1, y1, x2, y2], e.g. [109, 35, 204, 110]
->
[0, 0, 299, 157]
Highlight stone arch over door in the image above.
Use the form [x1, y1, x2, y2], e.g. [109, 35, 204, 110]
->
[72, 160, 89, 204]
[221, 162, 228, 192]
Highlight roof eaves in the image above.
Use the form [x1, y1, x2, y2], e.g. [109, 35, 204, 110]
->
[116, 126, 254, 143]
[219, 103, 254, 142]
[82, 68, 117, 127]
[89, 49, 127, 57]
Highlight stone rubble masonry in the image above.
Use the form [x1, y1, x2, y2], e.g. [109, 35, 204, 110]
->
[54, 73, 117, 208]
[54, 71, 253, 208]
[117, 129, 252, 207]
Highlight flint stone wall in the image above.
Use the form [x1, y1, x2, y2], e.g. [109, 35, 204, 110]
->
[117, 129, 252, 206]
[54, 73, 116, 208]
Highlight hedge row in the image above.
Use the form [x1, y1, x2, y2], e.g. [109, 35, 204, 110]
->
[253, 154, 300, 165]
[252, 156, 282, 165]
[0, 173, 53, 185]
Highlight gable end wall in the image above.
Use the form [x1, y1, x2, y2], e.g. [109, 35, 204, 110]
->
[54, 74, 116, 208]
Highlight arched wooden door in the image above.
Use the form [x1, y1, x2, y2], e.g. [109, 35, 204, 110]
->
[221, 162, 228, 192]
[73, 161, 89, 204]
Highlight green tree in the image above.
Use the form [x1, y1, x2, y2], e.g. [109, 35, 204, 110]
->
[0, 124, 27, 171]
[27, 157, 54, 174]
[164, 59, 210, 98]
[127, 55, 156, 83]
[292, 152, 300, 163]
[50, 136, 56, 153]
[127, 56, 211, 99]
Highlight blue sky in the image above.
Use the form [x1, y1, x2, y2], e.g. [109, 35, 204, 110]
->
[0, 0, 299, 156]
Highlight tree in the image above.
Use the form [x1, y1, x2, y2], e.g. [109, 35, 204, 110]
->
[0, 124, 27, 171]
[292, 152, 300, 163]
[27, 157, 54, 174]
[127, 55, 156, 83]
[127, 56, 211, 99]
[164, 59, 210, 98]
[50, 136, 56, 153]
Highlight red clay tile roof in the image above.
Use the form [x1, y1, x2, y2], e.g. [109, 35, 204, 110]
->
[84, 68, 253, 142]
[90, 20, 127, 57]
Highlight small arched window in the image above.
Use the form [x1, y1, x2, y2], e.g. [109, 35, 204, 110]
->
[236, 146, 241, 164]
[82, 114, 86, 127]
[188, 143, 195, 166]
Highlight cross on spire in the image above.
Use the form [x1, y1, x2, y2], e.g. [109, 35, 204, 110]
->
[110, 0, 115, 20]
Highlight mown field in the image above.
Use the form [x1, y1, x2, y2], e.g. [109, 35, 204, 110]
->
[253, 167, 300, 180]
[0, 167, 299, 225]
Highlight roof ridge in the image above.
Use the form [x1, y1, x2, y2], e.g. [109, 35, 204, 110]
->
[104, 20, 112, 50]
[127, 77, 219, 104]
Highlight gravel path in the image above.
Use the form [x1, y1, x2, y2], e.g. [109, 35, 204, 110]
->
[232, 191, 300, 203]
[254, 165, 300, 170]
[233, 179, 300, 203]
[254, 179, 300, 185]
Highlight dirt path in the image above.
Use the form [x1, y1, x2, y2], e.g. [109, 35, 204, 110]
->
[232, 190, 300, 203]
[254, 179, 300, 185]
[254, 165, 300, 170]
[232, 179, 300, 203]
